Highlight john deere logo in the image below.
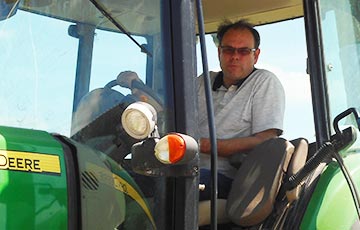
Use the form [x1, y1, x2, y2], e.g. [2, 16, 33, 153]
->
[0, 150, 61, 174]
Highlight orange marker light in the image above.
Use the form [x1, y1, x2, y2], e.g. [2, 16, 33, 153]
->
[155, 133, 198, 165]
[155, 133, 186, 164]
[168, 134, 186, 163]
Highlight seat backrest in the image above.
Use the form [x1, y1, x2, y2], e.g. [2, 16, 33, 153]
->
[226, 137, 295, 227]
[281, 138, 309, 202]
[286, 138, 309, 180]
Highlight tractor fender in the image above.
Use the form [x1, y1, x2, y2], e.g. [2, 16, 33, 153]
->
[301, 154, 360, 230]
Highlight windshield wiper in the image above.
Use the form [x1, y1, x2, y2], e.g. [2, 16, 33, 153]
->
[88, 0, 153, 57]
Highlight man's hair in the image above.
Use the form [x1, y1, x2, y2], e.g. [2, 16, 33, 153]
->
[216, 19, 260, 48]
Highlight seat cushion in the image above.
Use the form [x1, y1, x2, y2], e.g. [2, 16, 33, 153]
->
[226, 137, 294, 226]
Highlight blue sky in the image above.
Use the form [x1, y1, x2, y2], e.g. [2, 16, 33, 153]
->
[258, 19, 315, 141]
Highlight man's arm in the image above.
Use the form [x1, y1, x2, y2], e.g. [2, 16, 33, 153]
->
[199, 129, 279, 157]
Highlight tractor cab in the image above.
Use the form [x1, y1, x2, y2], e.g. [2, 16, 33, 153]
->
[1, 0, 360, 229]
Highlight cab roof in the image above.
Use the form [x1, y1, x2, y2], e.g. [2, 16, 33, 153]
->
[18, 0, 304, 34]
[202, 0, 303, 33]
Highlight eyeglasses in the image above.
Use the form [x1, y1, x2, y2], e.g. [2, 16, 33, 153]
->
[220, 46, 257, 56]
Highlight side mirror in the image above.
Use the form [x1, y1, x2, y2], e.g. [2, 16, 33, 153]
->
[333, 107, 360, 134]
[0, 0, 18, 21]
[331, 107, 360, 152]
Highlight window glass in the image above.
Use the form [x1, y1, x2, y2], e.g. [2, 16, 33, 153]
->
[319, 0, 360, 145]
[0, 11, 77, 135]
[0, 0, 165, 137]
[0, 1, 167, 228]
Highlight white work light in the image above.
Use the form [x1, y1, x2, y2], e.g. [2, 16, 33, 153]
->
[121, 101, 157, 139]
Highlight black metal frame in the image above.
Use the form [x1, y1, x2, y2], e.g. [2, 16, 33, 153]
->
[160, 0, 199, 229]
[303, 0, 332, 146]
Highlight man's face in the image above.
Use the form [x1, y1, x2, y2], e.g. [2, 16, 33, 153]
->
[218, 28, 260, 87]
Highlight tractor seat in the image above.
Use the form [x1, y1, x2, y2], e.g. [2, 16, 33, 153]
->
[71, 87, 127, 136]
[198, 137, 308, 228]
[70, 87, 138, 163]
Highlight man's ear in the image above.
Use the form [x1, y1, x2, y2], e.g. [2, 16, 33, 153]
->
[254, 48, 261, 64]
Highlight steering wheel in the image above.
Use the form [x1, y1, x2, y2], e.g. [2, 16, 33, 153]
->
[107, 71, 163, 112]
[71, 71, 163, 165]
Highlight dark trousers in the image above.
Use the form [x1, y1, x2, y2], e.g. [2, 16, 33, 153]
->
[199, 168, 233, 201]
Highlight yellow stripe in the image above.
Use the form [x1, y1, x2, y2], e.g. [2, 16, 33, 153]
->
[0, 150, 61, 174]
[87, 163, 155, 228]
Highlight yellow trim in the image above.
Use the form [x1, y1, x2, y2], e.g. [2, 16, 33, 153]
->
[0, 150, 61, 174]
[87, 163, 156, 228]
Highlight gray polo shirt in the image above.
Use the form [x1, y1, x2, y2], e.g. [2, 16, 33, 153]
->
[197, 69, 285, 178]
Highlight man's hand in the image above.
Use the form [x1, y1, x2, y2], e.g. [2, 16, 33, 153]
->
[116, 71, 141, 88]
[199, 138, 211, 153]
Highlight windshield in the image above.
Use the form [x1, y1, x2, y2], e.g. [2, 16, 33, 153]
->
[0, 0, 166, 136]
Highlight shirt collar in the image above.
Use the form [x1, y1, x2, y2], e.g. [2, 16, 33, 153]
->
[212, 68, 257, 91]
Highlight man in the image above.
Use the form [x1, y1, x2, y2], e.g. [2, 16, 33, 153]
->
[197, 19, 285, 201]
